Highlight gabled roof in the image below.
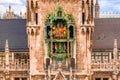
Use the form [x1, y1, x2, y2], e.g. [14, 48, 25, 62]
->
[0, 19, 28, 52]
[93, 18, 120, 50]
[0, 18, 120, 51]
[53, 71, 66, 80]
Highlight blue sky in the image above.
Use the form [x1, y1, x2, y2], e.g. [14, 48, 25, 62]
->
[0, 0, 120, 15]
[99, 0, 120, 14]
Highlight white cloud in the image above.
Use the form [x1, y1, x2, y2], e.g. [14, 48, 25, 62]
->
[0, 0, 26, 16]
[99, 0, 120, 13]
[99, 1, 109, 7]
[114, 5, 120, 11]
[0, 5, 26, 14]
[12, 5, 26, 14]
[0, 5, 6, 15]
[0, 0, 22, 4]
[99, 0, 114, 9]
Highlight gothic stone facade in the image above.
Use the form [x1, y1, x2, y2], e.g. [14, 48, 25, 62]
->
[27, 0, 94, 80]
[0, 0, 120, 80]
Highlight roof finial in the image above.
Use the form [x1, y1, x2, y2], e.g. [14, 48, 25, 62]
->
[5, 39, 10, 66]
[5, 39, 9, 53]
[113, 39, 118, 60]
[9, 5, 11, 12]
[58, 0, 61, 6]
[96, 0, 99, 5]
[114, 39, 117, 49]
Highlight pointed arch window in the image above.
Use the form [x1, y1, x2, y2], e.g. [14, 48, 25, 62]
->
[31, 0, 34, 9]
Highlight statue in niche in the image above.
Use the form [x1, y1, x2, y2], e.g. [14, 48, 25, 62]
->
[57, 11, 62, 17]
[53, 43, 67, 53]
[35, 1, 38, 9]
[58, 43, 65, 53]
[68, 14, 74, 22]
[53, 43, 58, 53]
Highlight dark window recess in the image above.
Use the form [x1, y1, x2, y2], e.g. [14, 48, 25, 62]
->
[46, 58, 50, 69]
[35, 1, 38, 8]
[47, 26, 51, 39]
[22, 77, 27, 80]
[31, 29, 34, 35]
[71, 58, 75, 69]
[82, 13, 85, 24]
[35, 13, 38, 24]
[112, 53, 114, 59]
[15, 78, 20, 80]
[69, 26, 74, 38]
[31, 1, 34, 9]
[82, 0, 84, 7]
[103, 78, 108, 80]
[86, 30, 89, 40]
[95, 78, 101, 80]
[91, 8, 93, 18]
[57, 11, 62, 16]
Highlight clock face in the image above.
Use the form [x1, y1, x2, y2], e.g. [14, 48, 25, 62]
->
[45, 6, 75, 61]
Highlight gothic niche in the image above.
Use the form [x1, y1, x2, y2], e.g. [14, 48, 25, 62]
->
[69, 26, 74, 38]
[46, 26, 51, 39]
[45, 6, 75, 61]
[53, 42, 67, 53]
[52, 20, 67, 39]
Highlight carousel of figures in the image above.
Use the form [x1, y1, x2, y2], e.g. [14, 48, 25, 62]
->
[53, 43, 67, 54]
[52, 22, 67, 39]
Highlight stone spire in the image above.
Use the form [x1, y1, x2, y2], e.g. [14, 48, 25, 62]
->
[5, 5, 15, 19]
[113, 39, 118, 60]
[95, 0, 100, 18]
[5, 39, 9, 53]
[9, 5, 11, 12]
[96, 0, 99, 5]
[5, 39, 10, 66]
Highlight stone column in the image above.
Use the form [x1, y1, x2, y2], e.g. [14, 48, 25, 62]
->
[112, 70, 119, 80]
[109, 52, 112, 62]
[112, 74, 118, 80]
[12, 52, 14, 63]
[85, 76, 89, 80]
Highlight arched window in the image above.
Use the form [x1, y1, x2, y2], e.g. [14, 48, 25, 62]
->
[31, 0, 34, 9]
[46, 26, 51, 39]
[69, 26, 74, 38]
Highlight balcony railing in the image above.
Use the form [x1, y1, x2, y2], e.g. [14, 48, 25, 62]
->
[91, 59, 120, 72]
[0, 59, 29, 72]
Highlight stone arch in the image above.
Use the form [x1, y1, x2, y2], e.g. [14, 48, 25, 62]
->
[31, 28, 34, 35]
[31, 0, 34, 9]
[81, 27, 86, 35]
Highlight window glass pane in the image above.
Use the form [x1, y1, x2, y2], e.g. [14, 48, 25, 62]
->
[95, 78, 101, 80]
[103, 78, 108, 80]
[22, 78, 27, 80]
[14, 78, 19, 80]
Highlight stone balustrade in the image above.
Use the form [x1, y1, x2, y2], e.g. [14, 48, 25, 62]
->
[0, 59, 29, 72]
[9, 59, 29, 71]
[91, 59, 120, 72]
